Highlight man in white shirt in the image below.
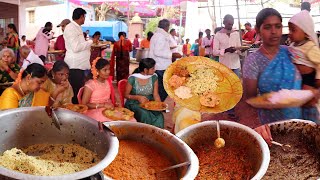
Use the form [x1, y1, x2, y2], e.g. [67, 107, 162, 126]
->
[64, 8, 93, 104]
[19, 46, 44, 70]
[20, 35, 27, 47]
[213, 14, 241, 120]
[201, 29, 213, 58]
[213, 14, 241, 76]
[149, 19, 181, 101]
[169, 29, 178, 53]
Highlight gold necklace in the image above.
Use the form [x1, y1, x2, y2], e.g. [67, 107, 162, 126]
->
[18, 83, 25, 96]
[261, 45, 279, 60]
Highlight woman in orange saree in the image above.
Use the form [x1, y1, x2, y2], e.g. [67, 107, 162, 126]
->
[110, 32, 132, 82]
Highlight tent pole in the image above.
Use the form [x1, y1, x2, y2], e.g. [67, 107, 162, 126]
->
[127, 0, 130, 26]
[219, 0, 222, 26]
[236, 0, 242, 45]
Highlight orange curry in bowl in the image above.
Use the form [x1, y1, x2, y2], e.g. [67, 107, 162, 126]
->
[103, 140, 177, 179]
[194, 141, 253, 180]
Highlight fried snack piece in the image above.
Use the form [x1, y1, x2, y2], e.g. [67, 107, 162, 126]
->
[200, 92, 220, 107]
[174, 86, 193, 99]
[168, 75, 186, 89]
[173, 65, 189, 77]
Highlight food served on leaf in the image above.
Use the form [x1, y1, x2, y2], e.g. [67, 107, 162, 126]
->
[102, 107, 134, 120]
[168, 75, 186, 88]
[0, 143, 99, 176]
[246, 89, 314, 109]
[164, 56, 242, 113]
[62, 104, 88, 113]
[140, 101, 167, 111]
[174, 86, 192, 99]
[200, 92, 220, 107]
[103, 140, 176, 179]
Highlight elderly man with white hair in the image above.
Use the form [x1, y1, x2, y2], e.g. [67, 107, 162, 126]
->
[19, 45, 44, 71]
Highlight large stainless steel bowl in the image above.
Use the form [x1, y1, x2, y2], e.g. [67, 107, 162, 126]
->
[0, 107, 119, 180]
[264, 119, 320, 179]
[103, 121, 199, 180]
[176, 120, 270, 180]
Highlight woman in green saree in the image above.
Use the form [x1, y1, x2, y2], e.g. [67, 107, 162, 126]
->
[124, 58, 164, 128]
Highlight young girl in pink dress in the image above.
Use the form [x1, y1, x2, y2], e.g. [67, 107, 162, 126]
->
[81, 58, 116, 122]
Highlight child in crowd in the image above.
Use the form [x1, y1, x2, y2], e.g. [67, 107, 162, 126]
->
[81, 58, 115, 122]
[190, 39, 199, 56]
[288, 10, 320, 88]
[182, 38, 191, 57]
[42, 61, 73, 107]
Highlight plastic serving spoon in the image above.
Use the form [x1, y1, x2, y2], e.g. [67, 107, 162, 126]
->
[214, 120, 225, 148]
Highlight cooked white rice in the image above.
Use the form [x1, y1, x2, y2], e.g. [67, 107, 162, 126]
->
[0, 144, 99, 176]
[185, 68, 219, 95]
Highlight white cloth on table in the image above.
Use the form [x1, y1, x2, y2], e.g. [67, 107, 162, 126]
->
[63, 21, 93, 70]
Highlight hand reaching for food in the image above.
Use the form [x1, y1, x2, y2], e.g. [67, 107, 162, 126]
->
[104, 102, 114, 110]
[137, 96, 149, 104]
[254, 124, 273, 146]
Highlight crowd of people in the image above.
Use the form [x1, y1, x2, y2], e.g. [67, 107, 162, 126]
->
[0, 2, 319, 143]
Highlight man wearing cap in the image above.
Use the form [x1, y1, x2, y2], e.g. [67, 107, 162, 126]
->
[55, 19, 71, 61]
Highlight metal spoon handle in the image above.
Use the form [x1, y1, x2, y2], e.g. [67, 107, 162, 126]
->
[271, 141, 282, 146]
[51, 109, 61, 130]
[159, 162, 191, 172]
[217, 120, 221, 138]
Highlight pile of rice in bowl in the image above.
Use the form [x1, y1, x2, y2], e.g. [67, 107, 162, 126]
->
[0, 143, 100, 176]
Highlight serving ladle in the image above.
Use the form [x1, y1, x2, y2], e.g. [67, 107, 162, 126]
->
[214, 120, 225, 148]
[157, 161, 191, 173]
[271, 140, 291, 152]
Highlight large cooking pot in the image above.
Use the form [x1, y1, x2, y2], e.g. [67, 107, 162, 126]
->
[0, 107, 119, 180]
[263, 119, 320, 179]
[103, 121, 199, 179]
[176, 120, 270, 180]
[135, 48, 150, 62]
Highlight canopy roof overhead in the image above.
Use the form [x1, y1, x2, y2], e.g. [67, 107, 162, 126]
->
[1, 0, 64, 6]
